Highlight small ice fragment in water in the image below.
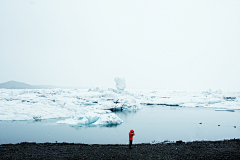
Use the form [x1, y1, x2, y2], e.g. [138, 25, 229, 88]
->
[33, 116, 41, 121]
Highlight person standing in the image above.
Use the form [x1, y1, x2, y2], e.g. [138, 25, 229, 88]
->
[129, 129, 135, 149]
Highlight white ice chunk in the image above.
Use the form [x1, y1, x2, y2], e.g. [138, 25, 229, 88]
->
[93, 113, 123, 125]
[98, 101, 115, 110]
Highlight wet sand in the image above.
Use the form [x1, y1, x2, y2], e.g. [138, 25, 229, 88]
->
[1, 139, 240, 159]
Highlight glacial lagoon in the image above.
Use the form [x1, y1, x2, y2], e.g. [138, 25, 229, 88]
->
[1, 105, 239, 144]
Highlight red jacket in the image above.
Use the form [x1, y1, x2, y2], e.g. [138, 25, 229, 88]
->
[129, 130, 135, 140]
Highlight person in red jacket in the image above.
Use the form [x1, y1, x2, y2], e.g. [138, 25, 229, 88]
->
[129, 129, 135, 149]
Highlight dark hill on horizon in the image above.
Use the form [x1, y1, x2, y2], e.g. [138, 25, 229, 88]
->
[0, 81, 56, 89]
[0, 81, 87, 89]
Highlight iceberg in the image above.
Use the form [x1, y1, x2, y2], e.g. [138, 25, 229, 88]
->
[0, 79, 139, 126]
[93, 113, 123, 125]
[114, 77, 126, 92]
[57, 112, 100, 125]
[56, 111, 123, 125]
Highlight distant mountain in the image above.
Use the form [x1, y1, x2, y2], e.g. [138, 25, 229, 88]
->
[0, 81, 88, 89]
[0, 81, 57, 89]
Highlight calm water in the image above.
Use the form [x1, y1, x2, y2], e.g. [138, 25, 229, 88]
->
[0, 106, 240, 144]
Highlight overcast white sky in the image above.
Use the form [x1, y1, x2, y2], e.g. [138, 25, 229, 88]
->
[0, 0, 239, 90]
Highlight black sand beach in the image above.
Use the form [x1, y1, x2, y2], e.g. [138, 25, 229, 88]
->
[1, 139, 240, 159]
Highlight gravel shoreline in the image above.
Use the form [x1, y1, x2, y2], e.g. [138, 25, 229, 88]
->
[1, 139, 240, 159]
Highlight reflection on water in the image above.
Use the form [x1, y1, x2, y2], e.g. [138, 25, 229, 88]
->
[100, 124, 118, 128]
[114, 109, 138, 118]
[68, 123, 119, 130]
[0, 106, 240, 144]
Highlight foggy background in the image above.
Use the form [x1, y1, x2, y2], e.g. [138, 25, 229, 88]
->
[0, 0, 239, 90]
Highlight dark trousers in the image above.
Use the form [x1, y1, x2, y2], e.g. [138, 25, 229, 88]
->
[129, 140, 133, 149]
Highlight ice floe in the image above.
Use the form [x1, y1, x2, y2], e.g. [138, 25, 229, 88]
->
[0, 84, 240, 126]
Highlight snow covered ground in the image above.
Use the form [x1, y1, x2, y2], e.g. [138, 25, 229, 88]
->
[0, 88, 240, 126]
